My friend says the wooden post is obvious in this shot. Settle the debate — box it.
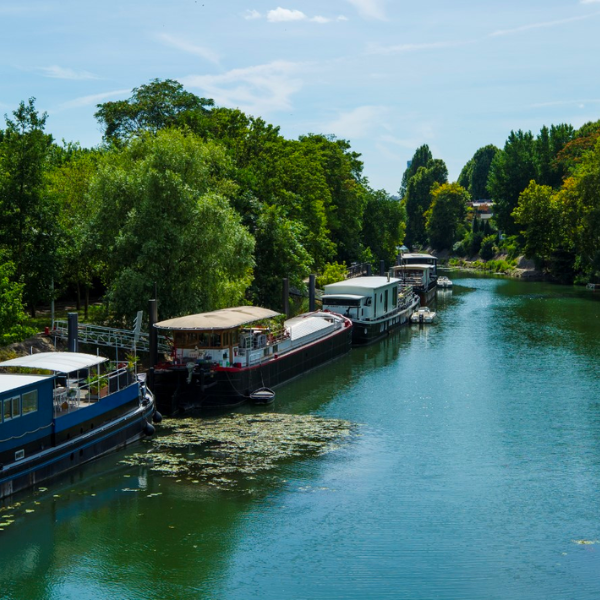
[282,278,290,317]
[380,260,385,276]
[309,274,316,312]
[67,312,78,353]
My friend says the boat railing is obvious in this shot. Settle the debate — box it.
[53,364,134,416]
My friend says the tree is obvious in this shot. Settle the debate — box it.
[403,158,448,247]
[46,145,103,316]
[469,145,499,199]
[399,144,433,198]
[488,130,537,235]
[299,134,367,264]
[361,188,406,266]
[512,181,561,261]
[250,204,313,309]
[425,183,469,251]
[0,98,59,316]
[87,129,254,321]
[0,257,33,344]
[95,79,214,144]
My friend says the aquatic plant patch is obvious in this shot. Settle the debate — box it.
[121,413,355,490]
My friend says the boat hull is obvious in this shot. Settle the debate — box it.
[0,394,154,500]
[351,295,419,345]
[152,322,353,414]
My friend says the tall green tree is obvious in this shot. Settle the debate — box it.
[361,189,406,267]
[87,129,254,321]
[512,181,562,261]
[403,158,448,247]
[399,144,433,197]
[425,183,469,251]
[0,98,59,315]
[0,257,33,344]
[251,204,313,309]
[488,130,537,235]
[95,79,214,144]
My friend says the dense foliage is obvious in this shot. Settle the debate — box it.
[0,80,406,335]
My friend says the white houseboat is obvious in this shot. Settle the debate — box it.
[321,276,419,345]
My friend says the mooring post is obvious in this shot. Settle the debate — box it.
[366,263,372,276]
[67,312,78,353]
[309,274,316,312]
[282,278,290,317]
[148,299,158,391]
[149,299,158,366]
[379,260,385,276]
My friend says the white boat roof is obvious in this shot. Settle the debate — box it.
[0,352,107,373]
[0,374,50,395]
[285,315,334,341]
[324,276,400,292]
[155,306,281,331]
[392,264,434,270]
[322,294,364,300]
[402,253,437,260]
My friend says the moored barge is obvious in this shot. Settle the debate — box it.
[0,352,155,500]
[151,307,353,414]
[321,276,420,345]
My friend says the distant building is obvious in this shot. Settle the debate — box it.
[468,201,494,221]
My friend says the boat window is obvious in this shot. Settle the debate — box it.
[22,390,38,415]
[12,396,21,419]
[3,396,19,421]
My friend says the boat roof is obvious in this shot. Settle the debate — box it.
[155,306,281,331]
[0,374,50,395]
[322,294,365,300]
[285,314,336,341]
[401,253,437,260]
[324,276,400,292]
[392,264,434,270]
[0,352,107,373]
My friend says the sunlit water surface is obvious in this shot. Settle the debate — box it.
[2,273,600,600]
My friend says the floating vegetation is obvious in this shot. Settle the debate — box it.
[121,413,355,491]
[572,539,598,545]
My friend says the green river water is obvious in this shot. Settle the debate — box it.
[1,272,600,600]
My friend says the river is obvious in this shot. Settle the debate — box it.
[2,272,600,600]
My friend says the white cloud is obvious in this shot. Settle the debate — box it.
[58,89,131,110]
[38,65,98,80]
[324,106,390,140]
[157,33,220,65]
[346,0,386,20]
[242,9,261,19]
[491,13,600,36]
[368,40,472,55]
[182,60,305,115]
[267,7,307,22]
[311,15,330,24]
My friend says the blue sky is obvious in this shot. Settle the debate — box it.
[1,0,599,193]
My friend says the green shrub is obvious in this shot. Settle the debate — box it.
[480,235,497,261]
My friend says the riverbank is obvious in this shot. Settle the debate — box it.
[442,255,545,280]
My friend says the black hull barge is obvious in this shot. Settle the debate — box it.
[322,276,420,346]
[0,352,155,500]
[151,307,353,414]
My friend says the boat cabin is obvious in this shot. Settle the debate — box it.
[397,253,438,278]
[0,352,138,469]
[390,264,435,289]
[322,276,401,321]
[155,306,349,370]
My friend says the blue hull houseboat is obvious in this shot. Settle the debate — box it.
[321,276,420,345]
[0,352,155,500]
[390,253,438,306]
[150,306,353,414]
